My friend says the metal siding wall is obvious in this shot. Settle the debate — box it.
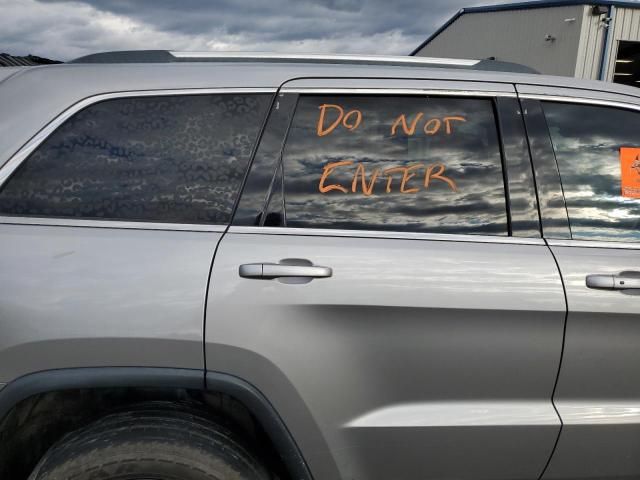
[574,5,606,79]
[603,7,640,81]
[415,6,584,76]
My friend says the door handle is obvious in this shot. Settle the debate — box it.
[586,273,640,290]
[239,259,332,280]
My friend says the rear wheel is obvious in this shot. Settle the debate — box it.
[28,402,271,480]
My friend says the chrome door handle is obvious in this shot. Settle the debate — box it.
[239,260,332,280]
[586,274,640,290]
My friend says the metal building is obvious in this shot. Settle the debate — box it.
[0,53,61,67]
[411,0,640,86]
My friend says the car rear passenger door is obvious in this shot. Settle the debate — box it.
[206,78,566,480]
[520,90,640,480]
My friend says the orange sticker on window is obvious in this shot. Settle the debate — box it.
[620,148,640,198]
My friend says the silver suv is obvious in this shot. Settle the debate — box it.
[1,50,639,480]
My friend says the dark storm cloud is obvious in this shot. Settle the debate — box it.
[3,0,511,60]
[37,0,451,37]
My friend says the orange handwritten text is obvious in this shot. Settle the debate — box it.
[318,161,458,195]
[317,104,363,136]
[319,160,353,193]
[390,114,466,136]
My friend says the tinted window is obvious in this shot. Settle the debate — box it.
[543,101,640,242]
[276,95,508,235]
[0,94,271,224]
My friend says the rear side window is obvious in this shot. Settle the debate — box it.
[543,101,640,242]
[275,95,508,235]
[0,94,271,224]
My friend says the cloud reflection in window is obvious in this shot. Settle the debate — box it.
[279,95,508,235]
[543,101,640,242]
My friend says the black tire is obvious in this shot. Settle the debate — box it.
[28,401,271,480]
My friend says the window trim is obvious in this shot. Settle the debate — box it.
[0,216,227,232]
[0,87,277,230]
[519,98,572,240]
[525,93,640,245]
[547,238,640,250]
[280,87,518,97]
[519,93,640,113]
[228,225,545,245]
[265,89,515,239]
[495,97,542,238]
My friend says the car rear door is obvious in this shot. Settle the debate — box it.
[205,78,566,480]
[519,87,640,480]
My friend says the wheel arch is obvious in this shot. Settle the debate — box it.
[0,367,313,480]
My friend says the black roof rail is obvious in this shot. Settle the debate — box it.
[71,50,175,64]
[70,50,538,74]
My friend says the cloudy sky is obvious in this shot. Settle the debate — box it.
[1,0,511,61]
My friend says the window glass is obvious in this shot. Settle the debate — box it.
[278,95,508,235]
[264,162,285,227]
[543,101,640,242]
[0,94,271,224]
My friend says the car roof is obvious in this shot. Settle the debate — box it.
[1,56,639,171]
[6,57,640,96]
[70,50,539,72]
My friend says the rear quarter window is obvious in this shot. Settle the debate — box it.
[542,101,640,242]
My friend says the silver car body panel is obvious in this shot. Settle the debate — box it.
[205,78,566,480]
[543,243,640,480]
[0,223,222,381]
[206,231,565,480]
[0,67,23,85]
[526,87,640,480]
[344,401,560,428]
